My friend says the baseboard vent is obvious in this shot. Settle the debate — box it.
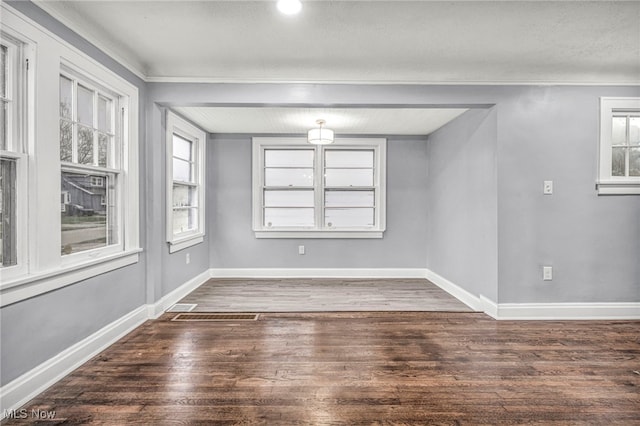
[166,303,197,312]
[171,313,259,321]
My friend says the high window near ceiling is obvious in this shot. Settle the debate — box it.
[598,97,640,195]
[252,137,386,238]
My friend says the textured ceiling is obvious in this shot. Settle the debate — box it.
[33,0,640,84]
[171,107,468,135]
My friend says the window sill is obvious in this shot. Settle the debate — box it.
[596,181,640,195]
[0,249,142,307]
[168,234,204,253]
[254,230,384,239]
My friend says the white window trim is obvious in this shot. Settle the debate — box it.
[0,4,140,306]
[597,97,640,195]
[166,110,206,253]
[252,137,387,239]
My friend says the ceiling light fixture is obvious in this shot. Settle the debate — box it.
[307,119,334,145]
[277,0,302,15]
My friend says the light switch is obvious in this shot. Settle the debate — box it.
[298,245,305,255]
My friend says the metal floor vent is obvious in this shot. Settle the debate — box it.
[171,313,260,321]
[166,303,198,313]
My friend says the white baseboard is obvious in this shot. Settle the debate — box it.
[423,268,490,313]
[496,302,640,320]
[147,269,211,319]
[209,268,427,279]
[0,305,148,418]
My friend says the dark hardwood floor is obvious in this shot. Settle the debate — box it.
[3,312,639,425]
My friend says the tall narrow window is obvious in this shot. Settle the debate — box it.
[0,33,25,271]
[598,98,640,195]
[59,70,119,256]
[166,111,206,252]
[253,138,386,238]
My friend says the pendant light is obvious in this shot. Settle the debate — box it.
[307,119,334,145]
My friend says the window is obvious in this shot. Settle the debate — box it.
[166,111,206,253]
[59,70,119,256]
[0,4,140,307]
[0,30,26,273]
[252,137,386,238]
[598,97,640,195]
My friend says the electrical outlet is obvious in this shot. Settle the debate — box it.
[186,253,190,264]
[543,180,553,195]
[543,266,553,281]
[298,245,305,255]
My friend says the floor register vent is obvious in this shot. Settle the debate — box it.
[172,313,260,321]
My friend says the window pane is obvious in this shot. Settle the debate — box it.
[630,117,640,146]
[77,85,94,126]
[0,158,17,267]
[325,190,374,207]
[173,184,197,208]
[77,125,94,165]
[61,171,115,255]
[59,75,73,119]
[325,208,374,228]
[97,96,112,132]
[630,148,640,177]
[611,116,627,146]
[265,168,314,187]
[173,134,193,161]
[325,150,374,168]
[173,207,198,234]
[98,133,109,167]
[60,120,73,162]
[265,149,314,168]
[173,158,192,182]
[264,190,314,207]
[0,45,7,99]
[325,169,373,187]
[612,147,626,177]
[264,208,314,227]
[0,101,6,151]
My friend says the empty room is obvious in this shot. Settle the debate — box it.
[1,0,639,424]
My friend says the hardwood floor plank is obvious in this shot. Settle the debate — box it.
[3,312,638,425]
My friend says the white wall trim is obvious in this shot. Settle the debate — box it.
[423,268,487,313]
[209,268,427,279]
[0,305,148,418]
[496,302,640,320]
[147,269,212,319]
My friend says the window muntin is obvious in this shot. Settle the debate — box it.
[166,111,206,252]
[253,138,386,237]
[598,98,640,195]
[59,71,121,256]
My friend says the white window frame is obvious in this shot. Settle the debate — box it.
[0,4,140,307]
[597,97,640,195]
[252,137,386,239]
[166,110,206,253]
[0,26,30,280]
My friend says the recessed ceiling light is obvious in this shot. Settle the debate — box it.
[277,0,302,15]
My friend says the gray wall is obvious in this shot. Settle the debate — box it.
[1,1,147,386]
[208,135,429,268]
[426,108,498,302]
[496,87,640,303]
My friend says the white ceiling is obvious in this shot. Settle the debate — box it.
[171,106,468,134]
[34,0,640,85]
[30,0,639,135]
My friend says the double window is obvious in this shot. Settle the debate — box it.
[166,111,206,252]
[0,4,139,307]
[252,137,386,238]
[598,97,640,194]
